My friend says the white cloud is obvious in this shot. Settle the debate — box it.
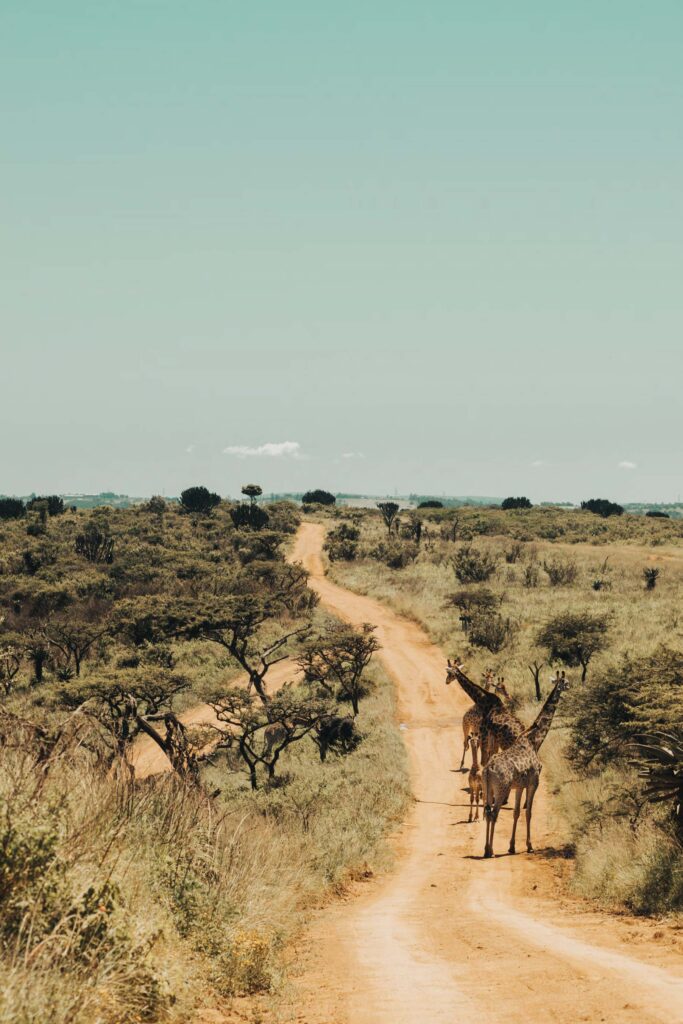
[530,459,545,468]
[618,460,637,470]
[223,441,302,459]
[185,444,195,454]
[341,451,366,459]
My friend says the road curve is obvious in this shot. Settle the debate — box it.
[282,522,683,1024]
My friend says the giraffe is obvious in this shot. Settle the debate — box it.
[467,736,483,822]
[456,676,512,770]
[481,673,569,858]
[445,659,524,766]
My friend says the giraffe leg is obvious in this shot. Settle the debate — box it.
[468,783,474,822]
[525,779,539,853]
[459,731,469,771]
[484,801,501,858]
[508,787,523,855]
[473,783,480,821]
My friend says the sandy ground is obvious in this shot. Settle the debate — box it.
[135,522,683,1024]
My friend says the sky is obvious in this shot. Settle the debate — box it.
[2,2,682,502]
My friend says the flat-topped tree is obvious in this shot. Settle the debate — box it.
[377,501,400,535]
[180,485,221,515]
[302,489,335,506]
[242,484,262,506]
[536,611,610,681]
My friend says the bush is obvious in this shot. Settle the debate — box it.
[501,496,532,510]
[301,489,336,506]
[325,523,360,562]
[368,540,418,569]
[542,557,578,586]
[504,542,524,563]
[646,510,670,519]
[417,500,443,509]
[467,611,517,653]
[643,567,660,590]
[180,486,221,515]
[452,545,497,583]
[230,503,270,531]
[0,498,25,520]
[581,498,624,518]
[523,562,541,587]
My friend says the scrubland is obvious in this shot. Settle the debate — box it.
[325,504,683,915]
[0,501,408,1022]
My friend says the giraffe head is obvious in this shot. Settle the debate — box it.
[445,657,466,685]
[493,677,511,700]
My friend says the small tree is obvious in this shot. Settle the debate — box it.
[501,497,532,510]
[180,486,221,515]
[376,502,400,535]
[536,611,610,681]
[324,523,360,562]
[646,509,670,519]
[528,659,544,701]
[632,732,683,841]
[0,646,22,696]
[298,622,379,716]
[210,687,332,789]
[581,498,624,518]
[644,567,660,591]
[302,489,336,506]
[417,500,443,509]
[242,484,262,506]
[453,545,497,583]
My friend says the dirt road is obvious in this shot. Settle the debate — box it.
[281,522,683,1024]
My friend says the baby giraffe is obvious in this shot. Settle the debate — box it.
[467,735,483,822]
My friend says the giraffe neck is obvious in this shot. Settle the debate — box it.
[525,679,565,750]
[453,667,501,710]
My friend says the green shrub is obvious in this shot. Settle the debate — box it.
[452,544,498,583]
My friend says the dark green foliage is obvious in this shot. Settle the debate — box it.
[180,486,221,515]
[417,500,443,509]
[452,544,497,583]
[230,502,270,531]
[501,496,532,510]
[376,501,400,535]
[241,484,262,503]
[26,495,64,516]
[536,610,610,681]
[643,567,660,590]
[0,498,25,519]
[646,509,670,519]
[301,489,336,506]
[566,647,683,769]
[581,498,624,518]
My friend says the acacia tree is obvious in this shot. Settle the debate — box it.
[210,686,332,789]
[536,611,610,682]
[0,645,21,696]
[180,486,221,515]
[41,611,112,677]
[118,594,310,708]
[377,502,400,536]
[297,622,379,716]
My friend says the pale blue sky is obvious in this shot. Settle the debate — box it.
[2,3,681,500]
